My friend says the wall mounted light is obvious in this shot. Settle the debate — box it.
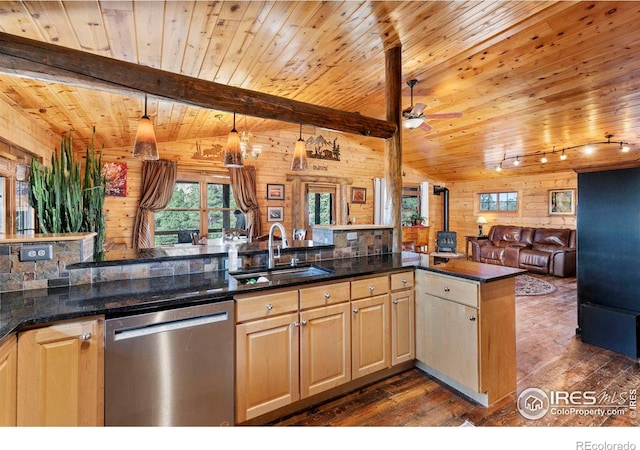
[223,112,243,168]
[132,94,159,160]
[291,123,308,171]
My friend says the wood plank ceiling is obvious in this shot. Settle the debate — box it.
[0,1,639,182]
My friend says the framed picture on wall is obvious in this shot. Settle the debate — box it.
[267,183,285,200]
[267,206,284,222]
[549,189,575,215]
[351,187,366,204]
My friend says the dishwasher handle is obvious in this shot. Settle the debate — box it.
[113,311,228,341]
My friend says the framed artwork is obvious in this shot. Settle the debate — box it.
[351,187,366,204]
[267,183,285,200]
[103,162,127,197]
[549,189,575,215]
[267,206,284,222]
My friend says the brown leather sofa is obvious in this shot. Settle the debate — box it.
[470,225,576,277]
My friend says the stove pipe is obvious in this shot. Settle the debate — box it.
[433,185,449,231]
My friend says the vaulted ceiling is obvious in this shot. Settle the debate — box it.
[1,1,639,182]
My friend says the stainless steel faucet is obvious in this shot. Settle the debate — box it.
[268,222,289,269]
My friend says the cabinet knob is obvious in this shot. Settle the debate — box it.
[369,286,375,292]
[352,308,359,314]
[266,303,273,310]
[443,287,450,292]
[79,332,92,341]
[401,279,407,284]
[301,320,308,326]
[392,300,398,305]
[324,293,331,299]
[469,316,476,321]
[294,321,300,327]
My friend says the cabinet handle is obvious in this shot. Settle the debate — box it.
[79,332,92,341]
[369,286,375,292]
[301,320,307,326]
[294,321,300,327]
[443,287,450,292]
[469,316,476,321]
[392,300,398,305]
[324,293,331,299]
[266,303,273,310]
[401,279,407,284]
[352,308,359,314]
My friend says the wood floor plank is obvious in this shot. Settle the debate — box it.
[273,275,639,427]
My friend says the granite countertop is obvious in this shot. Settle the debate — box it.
[0,253,524,342]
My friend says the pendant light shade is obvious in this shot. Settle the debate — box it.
[291,123,308,171]
[132,94,159,160]
[223,112,244,168]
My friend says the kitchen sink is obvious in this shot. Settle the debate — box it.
[231,265,334,285]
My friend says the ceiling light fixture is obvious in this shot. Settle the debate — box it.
[132,94,159,160]
[223,112,243,168]
[403,117,424,129]
[493,134,632,172]
[291,123,308,171]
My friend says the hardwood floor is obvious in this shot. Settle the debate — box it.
[274,275,639,427]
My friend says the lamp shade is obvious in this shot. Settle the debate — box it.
[223,112,244,168]
[132,96,159,160]
[476,216,487,224]
[223,129,243,168]
[403,117,424,129]
[291,138,308,171]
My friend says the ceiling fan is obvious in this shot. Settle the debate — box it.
[402,79,463,132]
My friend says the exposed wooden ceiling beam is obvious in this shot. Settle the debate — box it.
[0,32,396,139]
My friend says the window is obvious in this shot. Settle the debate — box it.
[479,191,518,212]
[401,186,420,225]
[307,184,335,225]
[154,174,237,246]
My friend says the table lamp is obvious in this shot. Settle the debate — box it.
[476,216,487,236]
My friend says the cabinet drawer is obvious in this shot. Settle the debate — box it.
[300,282,350,310]
[351,276,389,299]
[422,272,478,307]
[390,271,414,291]
[235,290,299,322]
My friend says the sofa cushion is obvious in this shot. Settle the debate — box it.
[489,225,523,247]
[533,228,571,247]
[519,249,550,269]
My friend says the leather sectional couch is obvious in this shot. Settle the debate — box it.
[470,225,576,277]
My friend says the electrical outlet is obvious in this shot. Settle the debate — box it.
[346,232,358,241]
[20,245,53,262]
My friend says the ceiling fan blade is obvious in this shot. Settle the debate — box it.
[423,112,463,119]
[419,121,434,132]
[410,103,426,116]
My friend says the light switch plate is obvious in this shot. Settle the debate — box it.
[347,232,357,241]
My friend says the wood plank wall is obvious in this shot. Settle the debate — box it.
[84,127,445,249]
[447,171,578,251]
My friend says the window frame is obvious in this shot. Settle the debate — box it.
[477,190,519,213]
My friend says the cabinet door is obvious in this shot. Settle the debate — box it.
[351,294,390,379]
[236,312,300,423]
[0,335,17,427]
[17,318,104,426]
[418,294,479,391]
[391,290,415,366]
[300,302,351,398]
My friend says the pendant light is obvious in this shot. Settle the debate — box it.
[291,123,308,171]
[132,94,159,160]
[223,112,243,168]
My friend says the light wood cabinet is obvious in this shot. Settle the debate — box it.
[351,275,390,379]
[16,317,104,426]
[235,312,299,423]
[300,302,351,397]
[402,226,429,251]
[0,335,17,427]
[415,270,515,406]
[390,271,415,366]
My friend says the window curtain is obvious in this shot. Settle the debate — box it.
[229,166,262,240]
[133,159,177,249]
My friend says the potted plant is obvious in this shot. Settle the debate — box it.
[410,213,426,226]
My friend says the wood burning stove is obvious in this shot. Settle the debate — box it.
[434,185,457,252]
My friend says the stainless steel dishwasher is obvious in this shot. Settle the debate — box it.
[104,300,234,426]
